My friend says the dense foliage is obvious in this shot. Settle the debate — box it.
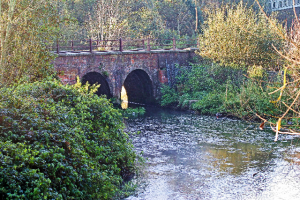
[198,2,284,69]
[121,107,146,118]
[59,0,203,40]
[59,0,270,41]
[0,0,58,86]
[261,12,300,139]
[160,63,285,122]
[160,0,300,140]
[0,79,136,199]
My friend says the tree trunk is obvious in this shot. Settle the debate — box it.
[0,0,16,85]
[195,0,198,32]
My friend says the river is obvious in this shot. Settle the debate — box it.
[124,107,300,200]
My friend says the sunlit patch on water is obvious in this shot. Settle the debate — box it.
[124,108,300,200]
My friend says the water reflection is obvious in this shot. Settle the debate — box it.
[121,86,128,109]
[205,143,272,175]
[284,146,300,165]
[125,108,300,200]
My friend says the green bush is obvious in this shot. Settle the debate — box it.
[0,79,136,199]
[189,78,282,118]
[191,90,225,114]
[228,80,282,119]
[122,107,146,118]
[160,62,283,120]
[160,63,245,113]
[160,85,178,107]
[198,2,284,69]
[176,63,245,95]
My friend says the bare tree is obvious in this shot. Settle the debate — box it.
[86,0,133,41]
[254,0,300,141]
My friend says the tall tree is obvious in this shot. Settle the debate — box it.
[0,0,58,86]
[198,2,284,69]
[156,0,195,36]
[127,4,166,38]
[86,0,134,40]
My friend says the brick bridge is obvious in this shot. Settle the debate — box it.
[53,48,198,104]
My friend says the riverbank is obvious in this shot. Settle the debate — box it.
[159,63,294,127]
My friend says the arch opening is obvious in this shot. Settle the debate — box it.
[82,72,111,98]
[123,69,154,105]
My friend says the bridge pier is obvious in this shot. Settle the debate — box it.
[53,49,198,104]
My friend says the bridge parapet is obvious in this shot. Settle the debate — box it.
[51,38,198,54]
[55,48,198,57]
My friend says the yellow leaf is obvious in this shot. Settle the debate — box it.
[277,118,282,132]
[275,118,282,141]
[270,68,287,104]
[259,121,265,130]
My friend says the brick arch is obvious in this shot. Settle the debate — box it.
[122,69,155,104]
[81,70,113,98]
[80,67,113,93]
[123,67,155,85]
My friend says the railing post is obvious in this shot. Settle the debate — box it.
[56,39,59,54]
[147,38,151,51]
[89,38,93,53]
[119,38,123,52]
[71,40,74,51]
[142,39,145,50]
[173,37,176,50]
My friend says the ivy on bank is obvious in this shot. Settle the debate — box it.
[160,63,284,121]
[0,79,136,199]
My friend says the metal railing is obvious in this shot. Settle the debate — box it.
[51,38,198,53]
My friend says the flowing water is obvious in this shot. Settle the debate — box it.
[124,107,300,200]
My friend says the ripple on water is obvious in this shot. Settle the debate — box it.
[124,108,300,200]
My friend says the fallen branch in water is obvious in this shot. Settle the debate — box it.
[255,113,300,141]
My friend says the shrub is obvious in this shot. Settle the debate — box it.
[0,0,58,86]
[160,85,178,107]
[198,2,284,69]
[0,79,136,199]
[176,63,245,95]
[122,107,146,118]
[191,90,225,114]
[160,62,283,119]
[232,80,283,119]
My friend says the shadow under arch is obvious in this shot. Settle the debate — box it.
[123,69,154,105]
[81,72,112,98]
